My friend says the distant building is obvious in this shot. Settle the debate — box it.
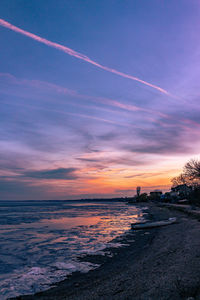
[149,190,162,200]
[136,186,141,197]
[171,184,192,197]
[150,190,162,196]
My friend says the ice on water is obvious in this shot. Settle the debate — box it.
[0,200,144,299]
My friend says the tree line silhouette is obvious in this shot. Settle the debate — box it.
[171,159,200,205]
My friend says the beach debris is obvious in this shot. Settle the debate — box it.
[131,217,177,230]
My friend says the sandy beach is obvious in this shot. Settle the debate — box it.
[2,2,200,299]
[12,204,200,300]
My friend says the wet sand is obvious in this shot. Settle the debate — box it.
[13,204,200,300]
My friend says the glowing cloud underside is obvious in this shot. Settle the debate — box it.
[0,18,169,95]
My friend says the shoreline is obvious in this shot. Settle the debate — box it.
[13,204,200,300]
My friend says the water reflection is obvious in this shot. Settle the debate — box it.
[0,201,145,299]
[41,216,101,229]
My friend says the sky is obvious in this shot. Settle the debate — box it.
[1,0,200,200]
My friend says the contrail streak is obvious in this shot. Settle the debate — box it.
[0,18,169,95]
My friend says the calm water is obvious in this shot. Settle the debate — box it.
[0,200,145,299]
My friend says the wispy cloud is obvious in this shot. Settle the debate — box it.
[0,18,170,95]
[23,167,78,180]
[0,72,169,121]
[1,72,200,157]
[1,100,128,127]
[1,72,194,128]
[122,124,193,155]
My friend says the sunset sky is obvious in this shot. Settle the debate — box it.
[1,0,200,200]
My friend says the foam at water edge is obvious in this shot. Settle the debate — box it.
[0,242,129,299]
[0,201,145,299]
[78,242,129,256]
[0,260,100,300]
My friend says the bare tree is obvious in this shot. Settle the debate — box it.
[184,159,200,180]
[171,173,188,187]
[171,159,200,205]
[171,159,200,189]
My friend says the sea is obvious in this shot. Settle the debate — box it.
[0,200,146,299]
